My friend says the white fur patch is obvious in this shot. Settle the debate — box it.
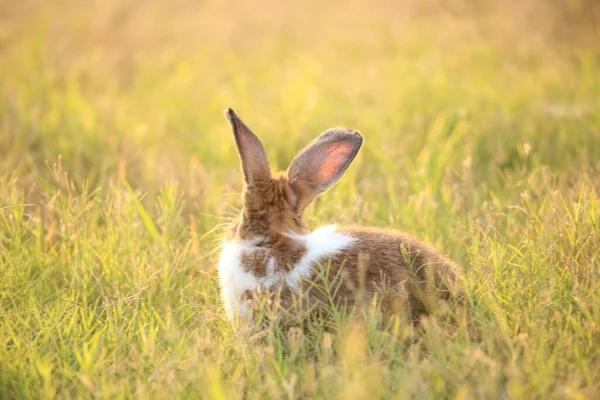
[218,240,260,321]
[218,225,354,322]
[218,240,282,322]
[285,225,355,290]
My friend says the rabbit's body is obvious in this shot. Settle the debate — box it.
[219,223,459,322]
[218,109,462,324]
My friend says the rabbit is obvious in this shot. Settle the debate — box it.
[218,108,463,325]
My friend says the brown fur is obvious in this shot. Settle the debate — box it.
[232,175,309,275]
[223,108,463,323]
[297,226,463,321]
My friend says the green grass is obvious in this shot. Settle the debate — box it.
[1,0,600,398]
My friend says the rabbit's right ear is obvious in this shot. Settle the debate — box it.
[287,128,363,211]
[225,109,271,185]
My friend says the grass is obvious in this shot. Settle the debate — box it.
[1,0,600,398]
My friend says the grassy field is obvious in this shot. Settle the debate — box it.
[1,0,600,398]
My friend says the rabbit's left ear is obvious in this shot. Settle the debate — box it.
[225,109,271,185]
[287,128,363,211]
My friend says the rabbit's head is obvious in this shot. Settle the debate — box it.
[224,108,363,245]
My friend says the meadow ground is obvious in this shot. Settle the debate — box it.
[1,0,600,398]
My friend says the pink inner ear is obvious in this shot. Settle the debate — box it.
[317,142,354,183]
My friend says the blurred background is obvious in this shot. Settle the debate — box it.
[2,0,599,195]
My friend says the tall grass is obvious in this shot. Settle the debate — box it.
[1,0,599,398]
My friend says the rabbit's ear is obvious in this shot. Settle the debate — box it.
[287,128,363,210]
[225,109,271,184]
